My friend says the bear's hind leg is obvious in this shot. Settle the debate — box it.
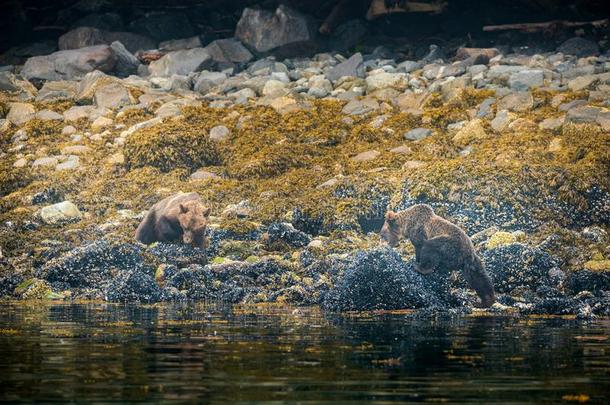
[462,255,495,307]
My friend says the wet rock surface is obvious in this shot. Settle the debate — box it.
[0,3,608,317]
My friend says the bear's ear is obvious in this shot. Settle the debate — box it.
[179,203,188,213]
[385,210,397,221]
[202,207,211,217]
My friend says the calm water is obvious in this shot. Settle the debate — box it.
[0,302,608,403]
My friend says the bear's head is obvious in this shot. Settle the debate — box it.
[379,210,401,247]
[177,201,211,248]
[380,204,434,246]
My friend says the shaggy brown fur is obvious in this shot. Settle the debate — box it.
[135,192,211,249]
[380,204,495,307]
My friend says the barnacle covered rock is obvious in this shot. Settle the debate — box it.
[323,247,445,311]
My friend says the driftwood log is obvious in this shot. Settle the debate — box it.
[483,18,609,33]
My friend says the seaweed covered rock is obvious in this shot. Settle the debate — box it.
[482,243,558,293]
[323,248,444,311]
[105,265,160,303]
[0,273,24,298]
[0,162,32,197]
[524,296,587,316]
[566,269,610,295]
[124,120,220,172]
[263,222,311,248]
[39,240,144,288]
[146,242,208,267]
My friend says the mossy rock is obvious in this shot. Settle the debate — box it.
[486,231,525,249]
[584,260,610,272]
[0,161,32,197]
[124,120,221,173]
[23,119,63,138]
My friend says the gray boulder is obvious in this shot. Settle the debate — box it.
[58,27,106,50]
[235,5,316,56]
[194,71,227,94]
[557,37,600,57]
[110,41,140,77]
[404,127,432,141]
[102,31,156,53]
[159,36,202,52]
[21,45,116,83]
[0,72,19,92]
[58,27,156,54]
[326,52,364,82]
[205,38,254,65]
[148,47,211,77]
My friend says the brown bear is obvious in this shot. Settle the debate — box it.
[135,192,211,249]
[380,204,495,307]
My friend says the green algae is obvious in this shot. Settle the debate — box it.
[124,119,221,173]
[0,82,608,280]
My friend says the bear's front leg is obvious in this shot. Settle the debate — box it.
[156,215,181,242]
[413,262,435,274]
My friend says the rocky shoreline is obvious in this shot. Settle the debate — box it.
[1,4,609,317]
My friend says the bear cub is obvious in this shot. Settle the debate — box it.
[380,204,495,307]
[135,192,211,250]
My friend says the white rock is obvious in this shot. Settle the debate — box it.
[262,79,289,97]
[32,156,59,167]
[62,125,77,135]
[35,109,64,121]
[39,201,82,224]
[56,155,80,170]
[91,116,114,132]
[13,158,28,168]
[7,102,36,125]
[60,145,91,155]
[209,125,230,142]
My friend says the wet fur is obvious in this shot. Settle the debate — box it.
[135,192,210,249]
[380,204,495,307]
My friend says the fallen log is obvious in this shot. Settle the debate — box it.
[483,18,609,33]
[366,0,448,20]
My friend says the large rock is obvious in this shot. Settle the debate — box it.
[58,27,106,50]
[497,91,533,112]
[452,119,488,146]
[148,47,211,77]
[326,52,364,82]
[39,240,144,288]
[21,45,116,83]
[109,41,140,77]
[205,38,253,65]
[194,71,227,94]
[128,11,195,42]
[36,81,78,102]
[483,243,557,294]
[102,31,156,53]
[0,72,20,92]
[94,82,134,109]
[159,36,202,52]
[235,5,317,56]
[557,37,600,57]
[322,248,444,311]
[7,102,35,125]
[58,27,156,54]
[508,69,544,91]
[366,72,406,92]
[105,267,161,303]
[566,106,603,124]
[39,201,82,225]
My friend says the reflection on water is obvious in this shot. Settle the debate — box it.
[0,302,608,403]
